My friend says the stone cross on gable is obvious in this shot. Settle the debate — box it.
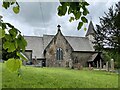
[57,25,61,31]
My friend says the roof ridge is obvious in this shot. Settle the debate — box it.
[24,36,43,38]
[43,34,86,38]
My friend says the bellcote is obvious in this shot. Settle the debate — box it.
[57,24,61,32]
[85,21,95,37]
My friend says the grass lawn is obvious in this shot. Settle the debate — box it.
[1,63,118,88]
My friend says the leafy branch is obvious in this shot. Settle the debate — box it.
[1,0,27,74]
[58,0,89,30]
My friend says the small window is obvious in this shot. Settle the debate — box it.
[56,48,63,60]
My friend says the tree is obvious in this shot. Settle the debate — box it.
[94,2,120,52]
[94,2,120,68]
[1,0,89,72]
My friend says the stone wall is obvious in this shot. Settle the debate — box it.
[45,30,73,67]
[72,52,93,68]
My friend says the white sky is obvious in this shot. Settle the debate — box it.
[1,0,119,37]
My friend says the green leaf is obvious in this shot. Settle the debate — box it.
[13,6,20,14]
[83,8,89,16]
[9,28,17,38]
[81,17,88,23]
[2,23,6,30]
[17,39,23,50]
[5,34,12,41]
[15,39,18,49]
[21,36,27,47]
[77,22,83,30]
[69,17,74,22]
[3,41,10,50]
[2,2,10,9]
[58,4,67,16]
[75,12,81,20]
[7,42,16,52]
[62,4,67,15]
[70,2,78,10]
[6,58,22,72]
[17,52,28,61]
[0,28,5,39]
[3,41,16,52]
[83,2,89,6]
[84,27,87,31]
[17,35,27,51]
[58,6,63,16]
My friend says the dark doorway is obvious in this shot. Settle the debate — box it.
[37,58,46,67]
[42,60,46,67]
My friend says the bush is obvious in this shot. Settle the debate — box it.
[102,50,120,69]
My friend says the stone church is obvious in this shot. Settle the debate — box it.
[24,21,103,68]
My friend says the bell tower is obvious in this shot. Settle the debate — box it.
[85,21,95,42]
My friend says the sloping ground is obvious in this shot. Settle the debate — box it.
[1,63,118,88]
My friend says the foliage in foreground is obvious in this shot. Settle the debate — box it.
[1,1,28,72]
[2,63,118,88]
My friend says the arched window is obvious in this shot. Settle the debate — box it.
[56,48,63,60]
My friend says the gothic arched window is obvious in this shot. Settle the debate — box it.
[56,48,63,60]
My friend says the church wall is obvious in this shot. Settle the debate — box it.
[72,52,93,68]
[45,31,73,67]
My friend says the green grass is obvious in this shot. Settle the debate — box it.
[1,63,118,88]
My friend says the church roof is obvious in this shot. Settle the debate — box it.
[24,32,94,58]
[85,21,95,36]
[65,36,94,51]
[42,35,94,51]
[24,36,44,58]
[87,53,98,62]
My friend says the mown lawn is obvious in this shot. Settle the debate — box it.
[1,63,118,88]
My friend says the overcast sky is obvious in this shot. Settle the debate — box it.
[1,0,119,37]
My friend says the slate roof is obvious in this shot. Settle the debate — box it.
[24,36,44,58]
[41,34,94,51]
[24,31,95,58]
[85,21,95,36]
[43,35,54,49]
[88,53,98,62]
[65,36,94,51]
